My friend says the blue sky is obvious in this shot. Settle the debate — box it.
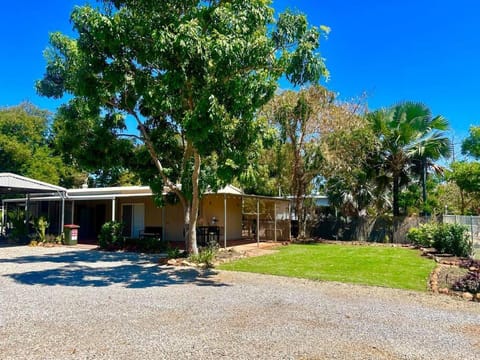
[1,0,479,151]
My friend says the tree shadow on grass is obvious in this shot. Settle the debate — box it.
[1,248,228,289]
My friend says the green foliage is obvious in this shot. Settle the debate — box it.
[407,223,472,257]
[98,221,125,250]
[461,126,480,159]
[37,0,328,254]
[445,162,480,214]
[258,86,330,233]
[0,103,72,185]
[367,102,450,216]
[34,217,49,243]
[326,169,379,217]
[7,209,28,243]
[189,240,219,268]
[219,244,435,291]
[433,223,472,258]
[406,223,437,247]
[166,246,182,259]
[315,97,381,217]
[447,162,480,193]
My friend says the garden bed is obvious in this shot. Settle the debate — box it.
[427,252,480,301]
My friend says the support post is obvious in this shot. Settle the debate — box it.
[71,200,75,224]
[256,199,260,247]
[162,206,166,242]
[4,202,7,233]
[224,194,227,249]
[471,215,474,253]
[274,202,277,243]
[60,194,65,235]
[288,202,291,241]
[111,197,116,221]
[1,201,4,235]
[25,194,30,225]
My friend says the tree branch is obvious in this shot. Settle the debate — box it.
[128,109,186,208]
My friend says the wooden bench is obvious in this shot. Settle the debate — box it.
[140,226,163,241]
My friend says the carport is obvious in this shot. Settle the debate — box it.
[0,173,67,236]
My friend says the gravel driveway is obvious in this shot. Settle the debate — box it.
[0,245,479,359]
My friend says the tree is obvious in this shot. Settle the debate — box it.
[446,161,480,214]
[314,94,382,217]
[461,126,480,159]
[367,102,450,216]
[260,85,333,236]
[0,103,69,185]
[37,1,328,253]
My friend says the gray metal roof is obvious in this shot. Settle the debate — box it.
[0,173,66,195]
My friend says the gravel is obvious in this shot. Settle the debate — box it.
[0,245,479,359]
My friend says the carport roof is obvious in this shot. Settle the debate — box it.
[0,172,66,195]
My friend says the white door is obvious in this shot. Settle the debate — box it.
[122,204,144,238]
[132,204,144,238]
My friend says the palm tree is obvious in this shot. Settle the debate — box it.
[367,102,450,216]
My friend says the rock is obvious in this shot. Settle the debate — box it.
[474,293,480,302]
[158,257,169,265]
[180,260,194,267]
[462,292,474,301]
[167,259,178,266]
[438,288,449,294]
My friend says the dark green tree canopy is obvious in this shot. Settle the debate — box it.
[367,101,450,216]
[37,0,328,253]
[462,126,480,159]
[0,103,71,185]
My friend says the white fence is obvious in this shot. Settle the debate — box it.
[443,215,480,253]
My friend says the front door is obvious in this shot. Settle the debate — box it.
[122,204,144,238]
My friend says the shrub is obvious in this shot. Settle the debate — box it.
[167,246,182,259]
[8,209,29,243]
[408,223,473,257]
[33,216,49,243]
[432,223,472,258]
[459,258,480,269]
[98,221,124,250]
[406,223,436,247]
[453,271,480,294]
[189,240,219,268]
[137,237,167,253]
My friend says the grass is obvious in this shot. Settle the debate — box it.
[218,243,436,291]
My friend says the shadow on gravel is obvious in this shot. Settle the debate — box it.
[1,249,229,289]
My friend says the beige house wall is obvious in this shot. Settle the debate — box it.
[199,194,243,240]
[164,202,184,242]
[95,193,284,242]
[116,196,183,241]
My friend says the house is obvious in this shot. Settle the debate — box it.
[2,182,290,247]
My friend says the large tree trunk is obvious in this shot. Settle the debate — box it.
[292,147,306,238]
[185,150,201,255]
[421,159,427,209]
[393,175,400,216]
[183,201,192,252]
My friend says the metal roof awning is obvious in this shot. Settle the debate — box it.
[0,173,66,195]
[0,173,67,236]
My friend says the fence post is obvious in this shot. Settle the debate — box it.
[471,215,474,255]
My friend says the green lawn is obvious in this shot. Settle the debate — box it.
[218,243,436,291]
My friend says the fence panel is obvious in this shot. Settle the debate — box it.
[443,215,480,253]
